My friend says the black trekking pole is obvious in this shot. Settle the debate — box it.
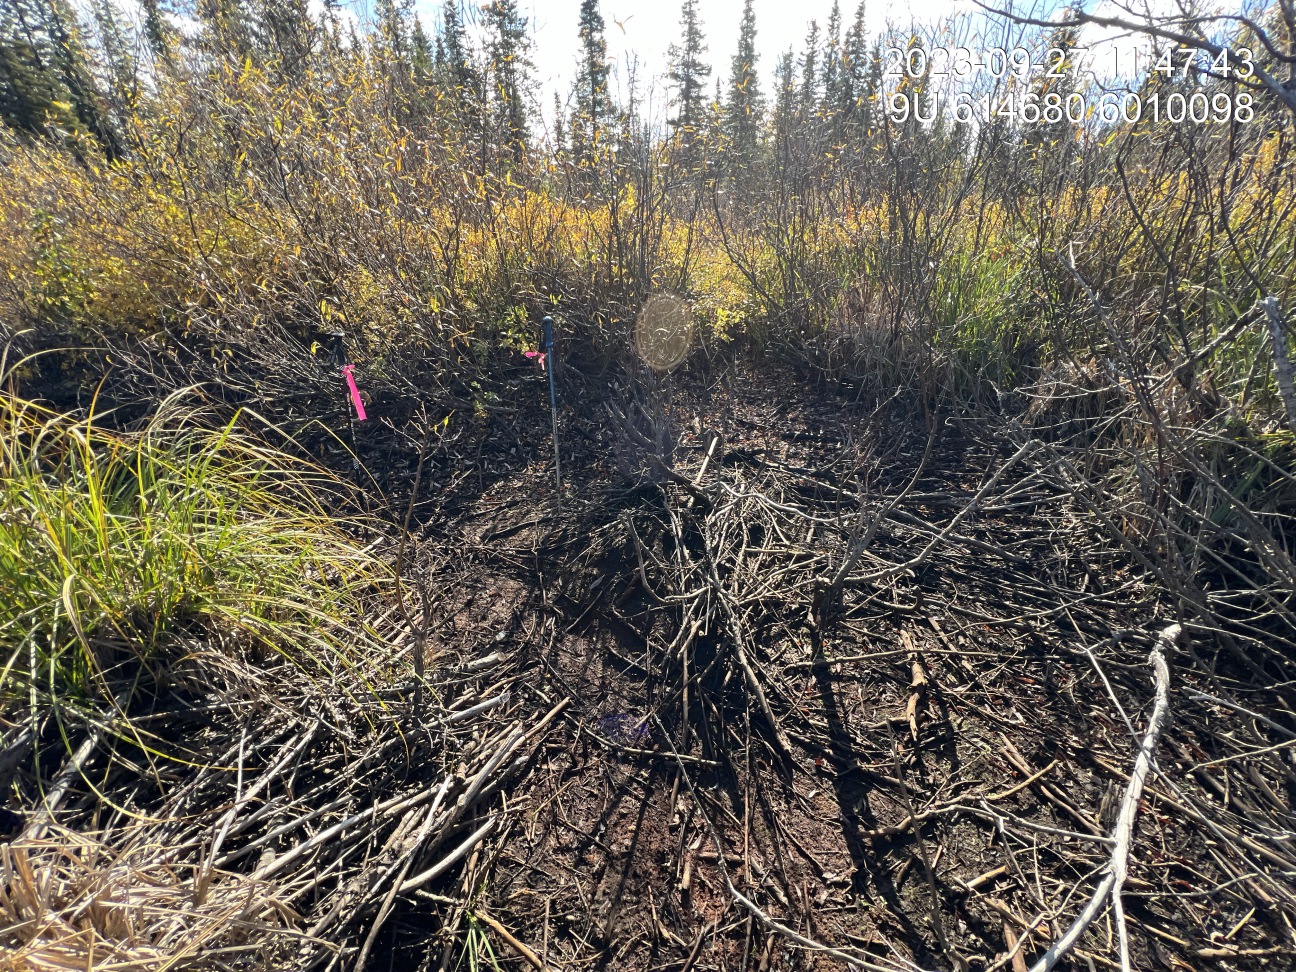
[542,315,562,494]
[327,331,365,469]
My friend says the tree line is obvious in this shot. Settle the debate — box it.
[0,0,896,172]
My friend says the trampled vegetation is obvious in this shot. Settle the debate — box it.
[2,1,1295,970]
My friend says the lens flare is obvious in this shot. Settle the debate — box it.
[634,294,693,372]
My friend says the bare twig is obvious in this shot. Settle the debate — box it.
[1263,296,1296,437]
[1028,624,1179,972]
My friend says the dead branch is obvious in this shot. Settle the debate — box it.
[1028,624,1179,972]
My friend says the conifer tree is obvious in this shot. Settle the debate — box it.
[0,0,120,159]
[553,90,566,155]
[572,0,609,166]
[0,3,67,140]
[439,0,470,89]
[138,0,170,61]
[1021,20,1082,189]
[253,0,314,78]
[411,16,432,81]
[840,2,870,133]
[864,37,882,125]
[90,0,137,119]
[724,0,763,167]
[376,0,408,55]
[484,0,531,164]
[821,1,842,115]
[772,46,795,143]
[195,0,251,59]
[667,0,710,156]
[708,74,722,147]
[800,21,819,114]
[436,0,481,130]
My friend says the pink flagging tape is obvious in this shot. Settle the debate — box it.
[341,364,367,421]
[525,350,547,371]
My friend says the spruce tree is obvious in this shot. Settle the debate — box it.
[195,0,251,59]
[376,0,410,58]
[1021,21,1082,189]
[138,0,170,61]
[43,0,116,157]
[407,16,436,124]
[253,0,314,78]
[772,46,795,143]
[864,37,882,128]
[436,0,481,132]
[708,75,722,146]
[840,2,869,131]
[90,0,137,120]
[572,0,609,166]
[0,0,121,160]
[724,0,762,167]
[0,2,68,141]
[800,21,819,114]
[821,1,841,115]
[553,90,566,155]
[414,19,436,75]
[439,0,469,90]
[484,0,532,164]
[666,0,710,156]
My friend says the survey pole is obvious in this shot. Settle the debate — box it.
[543,315,561,493]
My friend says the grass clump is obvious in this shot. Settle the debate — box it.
[0,386,390,717]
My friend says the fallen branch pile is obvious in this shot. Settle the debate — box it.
[465,368,1296,970]
[1,641,563,971]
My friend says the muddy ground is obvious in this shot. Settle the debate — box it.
[353,354,1292,972]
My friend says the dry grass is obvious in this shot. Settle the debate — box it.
[1,827,295,972]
